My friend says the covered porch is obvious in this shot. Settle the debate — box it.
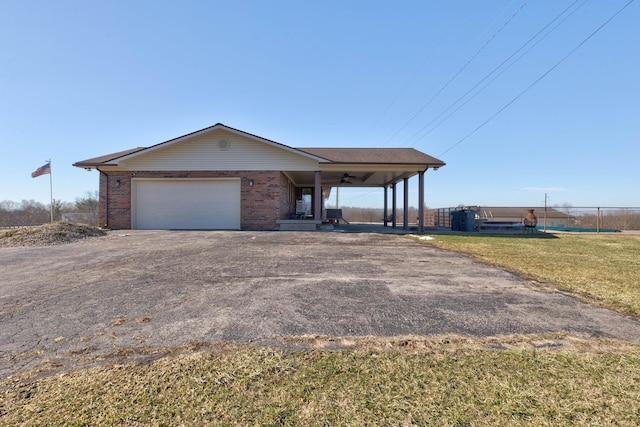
[282,147,445,232]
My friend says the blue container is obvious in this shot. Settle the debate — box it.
[451,210,476,232]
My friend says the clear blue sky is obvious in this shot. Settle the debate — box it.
[1,1,638,209]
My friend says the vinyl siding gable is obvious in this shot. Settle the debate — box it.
[119,129,319,171]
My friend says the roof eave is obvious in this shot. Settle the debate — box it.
[72,147,148,169]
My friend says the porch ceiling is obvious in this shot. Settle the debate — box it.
[285,165,431,188]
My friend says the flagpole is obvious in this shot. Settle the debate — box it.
[48,159,53,222]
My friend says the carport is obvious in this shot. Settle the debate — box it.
[291,148,445,233]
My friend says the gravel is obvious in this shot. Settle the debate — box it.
[0,223,106,247]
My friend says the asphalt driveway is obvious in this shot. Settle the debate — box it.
[2,230,639,378]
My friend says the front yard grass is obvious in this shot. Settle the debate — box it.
[416,232,640,317]
[2,336,640,426]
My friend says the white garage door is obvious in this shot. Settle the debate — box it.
[133,179,241,230]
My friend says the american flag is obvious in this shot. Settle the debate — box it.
[31,162,51,178]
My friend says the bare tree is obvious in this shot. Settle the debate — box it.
[75,191,99,213]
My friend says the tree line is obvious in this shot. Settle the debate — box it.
[0,191,98,227]
[3,197,638,230]
[568,209,640,231]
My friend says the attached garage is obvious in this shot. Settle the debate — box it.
[132,178,241,230]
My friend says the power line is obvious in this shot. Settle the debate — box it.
[404,0,586,148]
[377,0,529,147]
[359,44,441,146]
[437,0,636,158]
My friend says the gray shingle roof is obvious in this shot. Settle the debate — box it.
[297,148,445,166]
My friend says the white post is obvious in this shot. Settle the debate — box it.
[383,186,388,227]
[392,183,397,228]
[403,177,409,230]
[314,171,322,221]
[418,171,425,233]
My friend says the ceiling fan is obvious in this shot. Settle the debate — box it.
[340,173,357,184]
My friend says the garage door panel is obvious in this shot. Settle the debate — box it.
[133,179,240,230]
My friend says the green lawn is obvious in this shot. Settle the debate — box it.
[415,232,640,317]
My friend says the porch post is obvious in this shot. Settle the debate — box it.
[403,177,409,230]
[418,171,425,233]
[383,186,389,227]
[391,183,397,228]
[314,170,322,221]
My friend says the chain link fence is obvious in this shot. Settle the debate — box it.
[427,206,640,232]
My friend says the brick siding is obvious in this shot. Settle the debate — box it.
[100,170,293,230]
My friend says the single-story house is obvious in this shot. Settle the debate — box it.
[73,123,445,231]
